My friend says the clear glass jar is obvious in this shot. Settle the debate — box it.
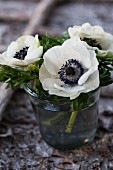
[24,86,100,151]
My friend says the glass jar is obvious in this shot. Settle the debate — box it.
[24,85,100,151]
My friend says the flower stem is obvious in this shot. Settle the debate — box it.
[66,111,78,133]
[33,79,37,91]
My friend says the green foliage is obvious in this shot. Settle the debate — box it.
[97,52,113,86]
[72,90,96,111]
[0,65,38,89]
[40,32,69,53]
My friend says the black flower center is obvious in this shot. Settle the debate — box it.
[66,67,75,76]
[58,59,84,85]
[14,47,29,60]
[82,37,102,50]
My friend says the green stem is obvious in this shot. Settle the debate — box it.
[33,79,37,91]
[66,111,78,133]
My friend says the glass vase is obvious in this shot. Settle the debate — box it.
[24,86,100,151]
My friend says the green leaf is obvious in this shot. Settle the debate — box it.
[40,32,69,53]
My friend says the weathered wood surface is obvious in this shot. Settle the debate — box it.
[24,0,57,35]
[0,1,36,22]
[30,0,113,36]
[0,0,113,169]
[47,1,113,34]
[0,83,12,120]
[0,1,40,53]
[100,72,113,98]
[0,90,113,169]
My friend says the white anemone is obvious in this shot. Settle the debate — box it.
[0,35,43,67]
[68,23,113,51]
[39,37,99,100]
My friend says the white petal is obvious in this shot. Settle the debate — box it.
[1,56,26,67]
[42,78,62,91]
[49,89,78,98]
[7,41,22,58]
[17,35,37,48]
[97,35,113,51]
[44,46,65,76]
[70,91,81,100]
[78,50,98,85]
[2,55,39,67]
[78,68,93,85]
[39,64,51,82]
[89,49,99,67]
[1,52,23,67]
[7,59,26,66]
[68,26,82,37]
[62,37,91,68]
[83,70,99,90]
[70,71,99,100]
[68,23,93,38]
[0,54,7,65]
[35,35,40,47]
[68,23,113,51]
[27,35,40,52]
[81,23,93,36]
[39,64,61,90]
[25,46,43,60]
[54,83,85,93]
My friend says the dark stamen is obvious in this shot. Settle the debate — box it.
[66,67,75,76]
[14,47,29,60]
[82,38,102,50]
[58,59,84,85]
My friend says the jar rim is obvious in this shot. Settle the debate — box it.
[24,83,100,104]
